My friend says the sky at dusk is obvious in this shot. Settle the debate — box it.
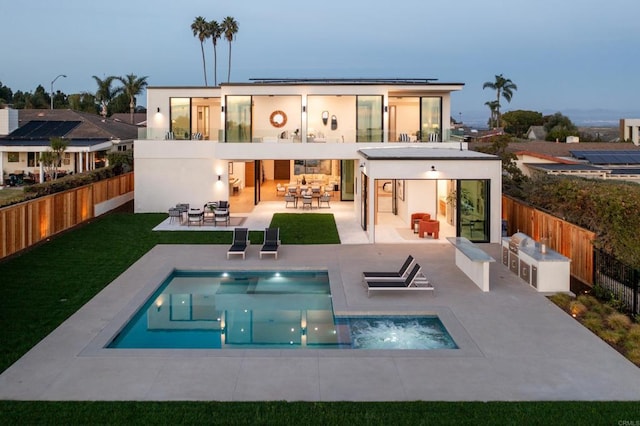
[1,0,638,126]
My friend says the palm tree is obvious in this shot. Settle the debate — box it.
[116,74,148,124]
[92,75,121,117]
[484,100,500,128]
[221,16,239,83]
[208,20,222,86]
[482,74,517,128]
[191,16,209,86]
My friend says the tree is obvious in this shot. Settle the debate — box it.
[543,112,578,142]
[222,16,239,83]
[501,110,544,138]
[116,74,148,124]
[191,16,209,87]
[92,75,121,117]
[484,100,500,128]
[39,137,69,180]
[67,92,98,114]
[472,134,528,197]
[0,81,13,107]
[482,74,517,128]
[208,19,222,86]
[30,85,50,109]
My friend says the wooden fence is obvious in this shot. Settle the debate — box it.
[502,195,596,286]
[0,172,134,260]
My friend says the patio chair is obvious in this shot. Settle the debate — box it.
[285,193,297,208]
[260,227,280,259]
[362,255,414,282]
[301,195,313,210]
[168,207,182,224]
[319,193,331,208]
[276,183,286,196]
[227,228,249,259]
[364,264,434,297]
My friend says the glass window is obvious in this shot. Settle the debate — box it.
[225,96,252,142]
[170,98,190,140]
[421,97,442,142]
[356,96,383,142]
[458,180,489,242]
[27,152,37,167]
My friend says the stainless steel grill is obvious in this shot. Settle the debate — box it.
[508,232,533,254]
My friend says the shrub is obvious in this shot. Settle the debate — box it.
[625,348,640,366]
[599,329,625,345]
[582,312,605,334]
[577,294,599,309]
[549,293,573,310]
[607,313,632,331]
[568,301,588,318]
[626,324,640,346]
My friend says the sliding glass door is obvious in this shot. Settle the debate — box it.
[457,179,489,242]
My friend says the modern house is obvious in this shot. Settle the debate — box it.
[134,78,503,243]
[620,118,640,145]
[0,108,138,184]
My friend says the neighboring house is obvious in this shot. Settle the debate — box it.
[135,78,503,243]
[507,141,640,183]
[111,112,147,127]
[526,126,546,141]
[620,118,640,145]
[0,108,138,184]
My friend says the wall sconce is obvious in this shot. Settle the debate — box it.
[431,165,437,172]
[384,106,388,113]
[359,163,365,169]
[221,106,225,112]
[218,175,221,181]
[302,105,306,113]
[156,107,160,113]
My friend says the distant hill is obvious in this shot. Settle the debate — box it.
[461,108,637,129]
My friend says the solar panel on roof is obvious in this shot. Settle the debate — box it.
[6,121,80,139]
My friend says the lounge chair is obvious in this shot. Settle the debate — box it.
[362,255,414,282]
[227,228,249,259]
[365,264,434,297]
[260,227,280,259]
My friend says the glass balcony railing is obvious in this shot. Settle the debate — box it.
[141,126,454,143]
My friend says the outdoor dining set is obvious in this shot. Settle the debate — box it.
[168,201,230,226]
[278,183,331,209]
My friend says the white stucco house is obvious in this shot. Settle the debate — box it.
[135,78,502,243]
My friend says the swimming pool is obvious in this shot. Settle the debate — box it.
[108,270,457,350]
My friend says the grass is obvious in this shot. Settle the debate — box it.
[0,210,636,423]
[1,401,639,425]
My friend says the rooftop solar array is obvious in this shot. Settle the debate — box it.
[7,121,81,139]
[570,150,640,165]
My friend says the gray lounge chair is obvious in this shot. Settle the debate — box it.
[365,264,434,297]
[362,255,414,282]
[260,227,280,259]
[227,228,249,259]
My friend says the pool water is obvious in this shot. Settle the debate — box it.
[108,270,457,350]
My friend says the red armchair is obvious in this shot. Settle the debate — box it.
[410,212,431,229]
[419,219,440,239]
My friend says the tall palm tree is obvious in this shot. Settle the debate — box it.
[482,74,517,128]
[116,74,149,124]
[221,16,239,83]
[484,100,500,128]
[92,75,121,117]
[191,16,209,86]
[208,20,222,86]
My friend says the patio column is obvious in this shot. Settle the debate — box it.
[79,151,84,173]
[39,155,44,183]
[0,152,3,185]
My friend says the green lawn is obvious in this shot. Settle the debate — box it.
[0,210,636,423]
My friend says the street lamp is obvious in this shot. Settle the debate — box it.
[50,74,67,110]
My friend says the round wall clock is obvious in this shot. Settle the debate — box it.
[270,110,287,128]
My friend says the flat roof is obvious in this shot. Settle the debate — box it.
[358,146,498,161]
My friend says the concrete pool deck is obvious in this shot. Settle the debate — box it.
[1,242,640,401]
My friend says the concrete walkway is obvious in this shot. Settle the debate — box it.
[1,242,639,401]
